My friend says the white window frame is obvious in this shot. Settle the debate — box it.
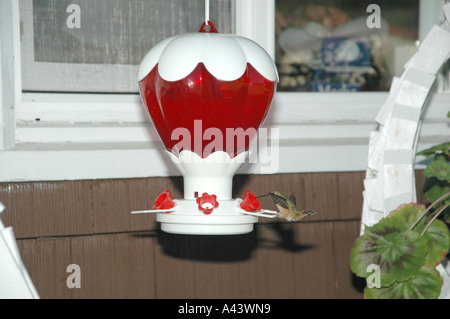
[0,0,448,182]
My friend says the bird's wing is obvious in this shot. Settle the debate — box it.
[269,192,289,209]
[289,194,296,207]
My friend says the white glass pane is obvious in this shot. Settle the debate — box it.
[20,0,235,93]
[275,0,420,92]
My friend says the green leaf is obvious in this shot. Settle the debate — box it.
[351,228,427,287]
[387,203,426,232]
[417,142,450,158]
[364,265,443,299]
[423,177,450,205]
[422,218,450,266]
[443,208,450,224]
[444,214,450,224]
[434,153,449,162]
[351,204,428,286]
[424,159,450,182]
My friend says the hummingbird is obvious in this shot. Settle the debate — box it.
[260,190,317,222]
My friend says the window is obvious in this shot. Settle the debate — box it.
[275,0,443,92]
[21,0,235,93]
[0,0,448,182]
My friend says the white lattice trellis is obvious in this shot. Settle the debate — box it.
[361,3,450,299]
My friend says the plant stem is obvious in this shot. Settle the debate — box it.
[409,191,450,231]
[420,201,450,236]
[427,209,441,224]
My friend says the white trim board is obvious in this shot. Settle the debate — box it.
[1,92,448,182]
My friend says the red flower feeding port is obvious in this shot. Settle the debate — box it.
[133,18,278,235]
[153,190,175,210]
[240,190,261,212]
[196,193,219,215]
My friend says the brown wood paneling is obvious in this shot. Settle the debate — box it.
[415,170,426,204]
[15,236,73,299]
[153,220,362,299]
[91,178,164,234]
[0,181,93,238]
[17,232,156,299]
[2,170,427,299]
[69,232,156,299]
[330,220,365,298]
[234,172,365,222]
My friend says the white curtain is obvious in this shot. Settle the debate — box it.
[20,0,235,92]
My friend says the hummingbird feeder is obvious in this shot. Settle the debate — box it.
[132,4,279,235]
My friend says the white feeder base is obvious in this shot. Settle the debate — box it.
[156,199,258,235]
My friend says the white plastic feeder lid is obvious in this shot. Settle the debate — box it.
[137,32,279,82]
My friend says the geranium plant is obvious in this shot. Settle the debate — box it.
[418,140,450,225]
[351,117,450,299]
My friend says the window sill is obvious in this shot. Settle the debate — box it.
[1,91,447,182]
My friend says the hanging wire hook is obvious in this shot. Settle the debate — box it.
[205,0,210,24]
